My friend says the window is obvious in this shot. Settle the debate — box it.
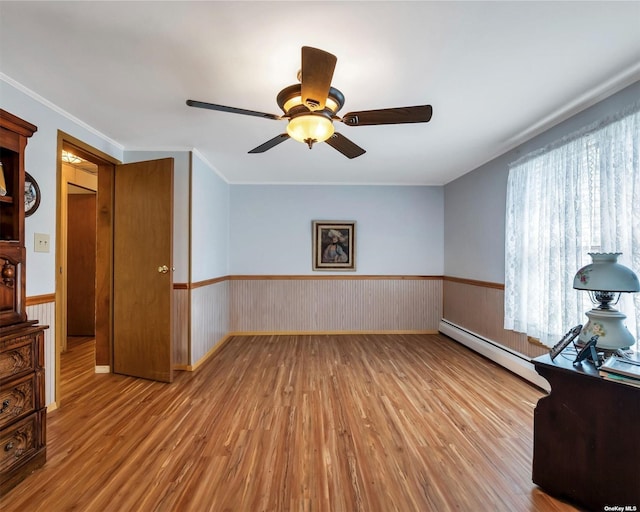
[504,103,639,348]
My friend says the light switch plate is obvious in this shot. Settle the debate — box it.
[34,233,50,253]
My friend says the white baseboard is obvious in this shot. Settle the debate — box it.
[95,365,110,374]
[439,319,550,391]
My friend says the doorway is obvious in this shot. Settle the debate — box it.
[55,132,175,407]
[55,132,119,406]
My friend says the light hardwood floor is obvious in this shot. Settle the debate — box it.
[1,334,580,511]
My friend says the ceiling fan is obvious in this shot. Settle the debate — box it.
[186,46,433,159]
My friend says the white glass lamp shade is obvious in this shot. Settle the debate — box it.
[573,253,640,350]
[573,253,640,293]
[286,115,335,144]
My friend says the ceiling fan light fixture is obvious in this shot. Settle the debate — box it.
[286,114,335,147]
[186,46,432,158]
[277,84,345,115]
[282,95,341,115]
[324,96,341,114]
[282,95,303,113]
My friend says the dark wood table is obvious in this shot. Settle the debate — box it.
[532,353,640,511]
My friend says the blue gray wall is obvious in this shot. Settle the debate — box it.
[191,152,230,280]
[2,78,124,296]
[444,80,640,284]
[230,184,443,275]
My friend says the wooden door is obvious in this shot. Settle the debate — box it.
[113,158,174,382]
[67,193,96,336]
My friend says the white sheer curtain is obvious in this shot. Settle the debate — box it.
[505,103,640,347]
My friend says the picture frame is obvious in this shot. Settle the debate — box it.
[312,220,356,271]
[25,172,41,217]
[549,324,582,360]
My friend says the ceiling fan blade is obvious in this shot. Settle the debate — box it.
[340,105,433,126]
[300,47,337,112]
[248,133,290,154]
[186,100,282,120]
[325,132,366,159]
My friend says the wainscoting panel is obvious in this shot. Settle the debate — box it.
[442,279,547,359]
[230,277,442,333]
[26,301,56,407]
[173,287,189,367]
[190,280,229,365]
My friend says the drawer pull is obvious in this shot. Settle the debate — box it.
[0,399,9,413]
[4,441,14,452]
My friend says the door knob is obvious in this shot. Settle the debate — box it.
[158,265,169,274]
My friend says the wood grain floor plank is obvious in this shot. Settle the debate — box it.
[0,334,580,511]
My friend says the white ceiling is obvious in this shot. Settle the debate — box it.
[1,1,639,185]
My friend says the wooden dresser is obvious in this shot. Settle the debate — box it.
[532,353,640,511]
[0,322,47,493]
[0,110,48,493]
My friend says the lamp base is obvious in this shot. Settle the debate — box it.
[578,308,635,350]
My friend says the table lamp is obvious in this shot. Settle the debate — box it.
[573,253,640,350]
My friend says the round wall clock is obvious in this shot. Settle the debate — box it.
[25,172,41,217]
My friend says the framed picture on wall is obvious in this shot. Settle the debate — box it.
[312,220,356,271]
[25,172,41,217]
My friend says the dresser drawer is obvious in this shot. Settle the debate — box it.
[0,335,36,380]
[0,412,42,474]
[0,373,37,430]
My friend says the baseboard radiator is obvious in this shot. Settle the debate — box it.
[439,319,550,391]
